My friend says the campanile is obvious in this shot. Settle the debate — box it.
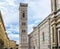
[19,3,28,49]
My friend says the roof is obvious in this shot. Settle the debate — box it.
[20,3,28,7]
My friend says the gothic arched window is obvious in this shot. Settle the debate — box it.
[43,32,45,41]
[52,27,54,42]
[23,12,25,18]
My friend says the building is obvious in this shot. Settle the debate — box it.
[0,11,4,49]
[0,11,9,49]
[50,0,60,49]
[28,16,51,49]
[28,27,40,49]
[19,3,28,49]
[4,32,10,49]
[19,0,60,49]
[0,11,10,49]
[9,40,16,49]
[0,11,17,49]
[28,0,60,49]
[16,44,19,49]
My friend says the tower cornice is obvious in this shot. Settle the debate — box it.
[20,3,28,7]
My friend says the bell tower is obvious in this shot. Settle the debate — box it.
[19,3,28,49]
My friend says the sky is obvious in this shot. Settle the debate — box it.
[0,0,51,44]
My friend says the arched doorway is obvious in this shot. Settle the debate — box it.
[0,39,4,49]
[5,48,8,49]
[10,48,13,49]
[16,48,18,49]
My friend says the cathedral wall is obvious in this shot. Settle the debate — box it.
[28,16,51,49]
[29,27,39,49]
[39,20,50,49]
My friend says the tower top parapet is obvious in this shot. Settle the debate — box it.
[20,3,28,7]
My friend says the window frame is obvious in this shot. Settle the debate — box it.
[43,32,45,41]
[52,27,54,42]
[58,29,60,45]
[22,22,26,25]
[22,11,25,18]
[22,30,26,33]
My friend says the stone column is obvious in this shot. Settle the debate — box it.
[51,18,57,49]
[51,0,57,12]
[54,24,57,44]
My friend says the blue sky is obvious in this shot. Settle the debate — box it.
[0,0,51,44]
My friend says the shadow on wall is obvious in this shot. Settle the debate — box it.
[0,39,4,49]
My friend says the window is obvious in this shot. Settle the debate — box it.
[52,47,54,49]
[34,46,35,49]
[23,12,25,18]
[22,30,26,32]
[5,48,7,49]
[52,27,54,42]
[22,22,26,25]
[43,32,45,41]
[10,48,13,49]
[59,30,60,43]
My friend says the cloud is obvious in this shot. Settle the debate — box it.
[0,0,51,44]
[28,24,37,34]
[8,33,19,44]
[34,19,42,24]
[28,0,51,34]
[0,0,19,44]
[0,2,9,14]
[28,0,51,19]
[20,0,28,3]
[3,11,19,25]
[6,24,19,33]
[5,0,16,7]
